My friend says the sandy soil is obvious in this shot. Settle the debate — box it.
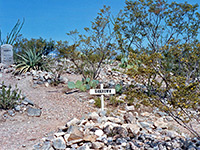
[0,73,95,150]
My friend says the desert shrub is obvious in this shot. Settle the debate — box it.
[57,6,116,80]
[109,96,124,107]
[14,37,55,57]
[15,48,50,74]
[126,43,200,137]
[49,58,68,86]
[94,97,101,108]
[0,82,23,110]
[115,0,200,137]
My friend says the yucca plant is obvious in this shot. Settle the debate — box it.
[15,48,50,74]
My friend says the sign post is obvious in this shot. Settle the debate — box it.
[90,84,116,111]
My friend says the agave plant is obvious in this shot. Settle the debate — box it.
[15,48,49,74]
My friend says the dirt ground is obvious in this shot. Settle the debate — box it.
[0,73,96,150]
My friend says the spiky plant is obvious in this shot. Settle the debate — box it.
[0,81,23,110]
[15,48,50,74]
[0,19,24,45]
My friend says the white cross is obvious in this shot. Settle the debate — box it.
[90,84,116,111]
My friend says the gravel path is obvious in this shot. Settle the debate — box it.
[0,73,95,150]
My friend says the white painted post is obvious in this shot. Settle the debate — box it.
[90,84,116,112]
[100,84,104,111]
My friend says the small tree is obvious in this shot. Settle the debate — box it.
[57,6,116,80]
[114,0,200,55]
[116,0,200,137]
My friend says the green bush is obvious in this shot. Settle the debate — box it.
[15,48,50,74]
[94,97,101,108]
[126,45,200,137]
[14,37,55,56]
[0,82,23,110]
[109,96,124,107]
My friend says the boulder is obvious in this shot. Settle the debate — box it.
[27,106,41,117]
[66,126,84,145]
[66,118,79,127]
[124,112,136,124]
[91,142,104,149]
[52,137,66,150]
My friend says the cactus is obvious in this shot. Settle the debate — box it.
[67,82,75,89]
[79,85,87,92]
[85,78,90,83]
[67,78,99,92]
[89,80,99,88]
[75,80,83,88]
[115,84,123,93]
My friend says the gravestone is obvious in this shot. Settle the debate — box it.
[0,44,14,65]
[90,84,116,111]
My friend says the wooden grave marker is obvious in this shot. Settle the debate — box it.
[90,84,116,111]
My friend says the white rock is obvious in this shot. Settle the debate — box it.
[64,134,70,142]
[89,99,95,104]
[117,109,126,114]
[59,76,68,84]
[52,137,66,150]
[154,117,168,129]
[141,112,151,117]
[122,124,140,135]
[92,142,104,149]
[85,121,95,128]
[88,112,99,122]
[107,117,122,124]
[66,118,79,127]
[103,122,120,129]
[125,105,135,111]
[44,82,49,87]
[54,132,65,137]
[95,129,104,137]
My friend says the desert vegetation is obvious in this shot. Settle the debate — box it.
[1,0,200,144]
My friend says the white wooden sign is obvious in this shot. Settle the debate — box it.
[90,84,116,111]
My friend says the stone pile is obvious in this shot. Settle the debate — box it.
[98,62,135,88]
[0,63,15,74]
[30,70,69,87]
[33,109,200,150]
